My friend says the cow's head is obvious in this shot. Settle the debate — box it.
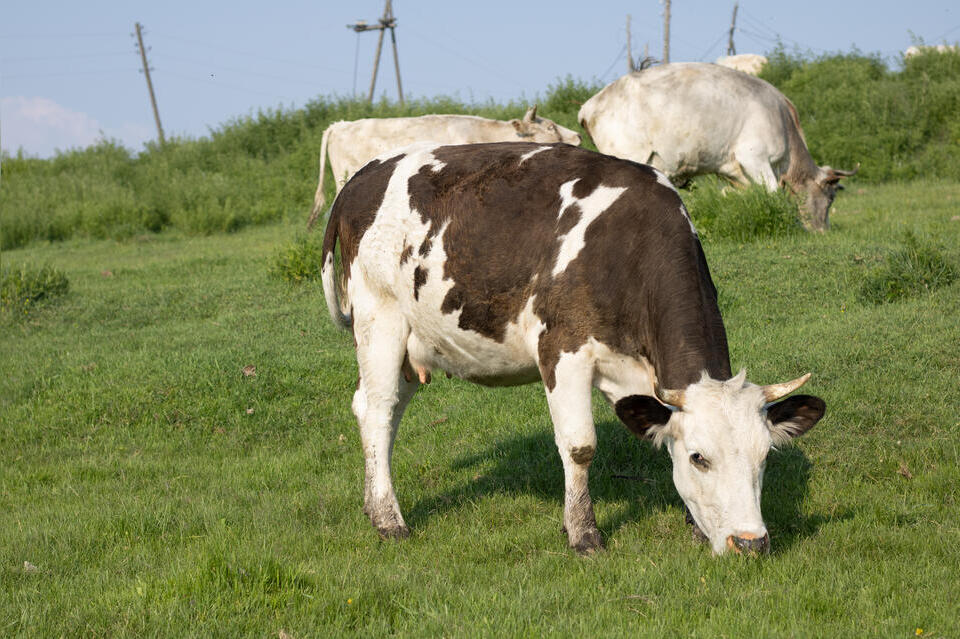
[615,370,825,555]
[510,105,582,145]
[798,164,859,231]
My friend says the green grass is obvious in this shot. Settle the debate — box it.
[680,176,804,242]
[2,181,959,636]
[1,262,69,317]
[858,231,958,304]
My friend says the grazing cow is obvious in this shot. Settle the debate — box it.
[306,107,581,228]
[715,53,768,75]
[321,141,826,555]
[578,63,857,231]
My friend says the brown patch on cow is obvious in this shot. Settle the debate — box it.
[404,142,730,390]
[322,153,405,286]
[570,445,595,465]
[399,243,413,265]
[413,266,427,300]
[418,237,432,257]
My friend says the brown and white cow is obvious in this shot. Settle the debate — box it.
[578,63,857,231]
[321,141,826,554]
[306,107,581,229]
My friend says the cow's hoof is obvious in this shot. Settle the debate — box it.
[377,524,410,540]
[571,529,604,555]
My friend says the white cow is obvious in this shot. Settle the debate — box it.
[578,63,857,230]
[904,44,959,58]
[715,53,768,75]
[306,107,581,228]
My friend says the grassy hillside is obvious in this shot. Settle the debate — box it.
[3,48,959,251]
[2,179,959,636]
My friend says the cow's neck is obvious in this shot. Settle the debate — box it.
[782,100,819,189]
[644,243,732,390]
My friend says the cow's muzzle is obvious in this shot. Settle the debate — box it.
[726,532,770,555]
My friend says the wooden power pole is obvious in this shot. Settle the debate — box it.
[134,22,165,146]
[662,0,671,64]
[727,3,739,56]
[348,0,404,105]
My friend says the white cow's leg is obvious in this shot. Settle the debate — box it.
[737,156,779,191]
[543,349,602,553]
[351,302,419,539]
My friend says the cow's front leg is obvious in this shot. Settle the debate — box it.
[542,349,602,554]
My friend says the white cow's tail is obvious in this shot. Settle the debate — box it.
[306,124,332,230]
[320,206,351,329]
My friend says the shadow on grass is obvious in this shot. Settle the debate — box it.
[405,419,844,553]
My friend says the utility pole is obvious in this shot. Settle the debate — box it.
[348,0,404,105]
[627,14,635,72]
[727,3,739,56]
[662,0,671,64]
[134,22,165,146]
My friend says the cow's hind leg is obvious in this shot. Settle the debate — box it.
[352,302,419,539]
[542,349,602,553]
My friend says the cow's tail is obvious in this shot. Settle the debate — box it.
[306,124,332,230]
[320,205,351,330]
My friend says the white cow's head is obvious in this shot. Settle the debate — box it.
[799,164,859,231]
[510,105,582,145]
[615,370,825,555]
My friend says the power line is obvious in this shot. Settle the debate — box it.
[599,43,628,82]
[0,68,136,79]
[156,53,333,88]
[1,51,131,63]
[151,32,346,74]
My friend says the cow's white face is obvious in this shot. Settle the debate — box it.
[510,105,582,146]
[615,371,825,555]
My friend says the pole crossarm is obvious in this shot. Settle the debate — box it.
[346,0,404,105]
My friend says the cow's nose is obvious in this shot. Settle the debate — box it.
[726,532,770,555]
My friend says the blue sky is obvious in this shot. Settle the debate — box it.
[2,1,958,158]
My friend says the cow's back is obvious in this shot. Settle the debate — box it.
[580,63,793,179]
[329,142,726,389]
[326,116,513,189]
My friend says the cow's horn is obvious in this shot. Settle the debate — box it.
[523,104,537,121]
[831,163,860,177]
[761,373,811,402]
[655,384,685,408]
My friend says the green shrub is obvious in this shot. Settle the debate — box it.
[680,177,803,242]
[759,47,960,183]
[270,232,326,283]
[859,231,958,304]
[1,263,70,316]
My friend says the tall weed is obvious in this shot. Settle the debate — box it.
[681,177,802,242]
[859,231,958,304]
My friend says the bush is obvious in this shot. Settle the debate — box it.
[1,263,70,317]
[759,46,960,183]
[859,231,958,304]
[680,177,803,242]
[270,233,326,283]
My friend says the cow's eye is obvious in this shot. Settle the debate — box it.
[690,452,710,470]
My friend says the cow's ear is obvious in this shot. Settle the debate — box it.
[615,395,673,443]
[766,394,825,444]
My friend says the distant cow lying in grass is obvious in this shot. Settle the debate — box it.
[320,141,826,554]
[306,106,581,229]
[578,63,857,231]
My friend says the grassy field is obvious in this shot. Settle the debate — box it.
[2,180,959,637]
